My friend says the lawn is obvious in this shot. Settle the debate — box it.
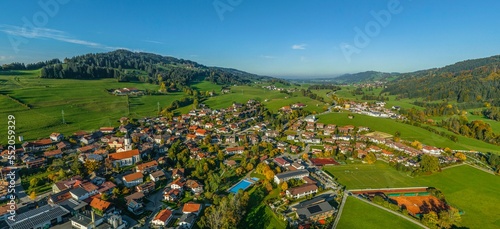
[242,186,287,229]
[338,196,422,229]
[317,112,500,153]
[326,163,500,229]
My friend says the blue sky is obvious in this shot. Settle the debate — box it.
[1,0,499,78]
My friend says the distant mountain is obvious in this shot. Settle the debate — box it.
[333,71,399,83]
[383,55,500,104]
[2,50,274,86]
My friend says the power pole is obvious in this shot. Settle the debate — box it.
[61,110,65,124]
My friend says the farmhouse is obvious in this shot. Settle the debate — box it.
[22,138,54,152]
[225,146,245,155]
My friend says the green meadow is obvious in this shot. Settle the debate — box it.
[338,196,422,229]
[326,163,500,229]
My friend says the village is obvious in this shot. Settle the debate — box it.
[0,98,464,229]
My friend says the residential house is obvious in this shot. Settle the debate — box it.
[152,209,173,227]
[122,172,144,188]
[185,180,204,194]
[150,170,166,182]
[135,161,158,174]
[286,184,318,199]
[50,133,64,142]
[225,146,245,155]
[43,149,63,158]
[90,198,113,216]
[182,202,202,215]
[136,181,155,195]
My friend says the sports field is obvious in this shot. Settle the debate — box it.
[338,196,422,229]
[324,161,416,189]
[326,163,500,228]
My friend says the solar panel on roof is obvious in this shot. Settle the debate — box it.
[307,205,322,214]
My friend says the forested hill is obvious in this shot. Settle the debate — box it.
[1,50,272,86]
[383,55,500,104]
[333,71,399,83]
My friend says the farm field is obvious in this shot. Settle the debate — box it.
[338,196,422,229]
[317,112,500,153]
[326,163,500,229]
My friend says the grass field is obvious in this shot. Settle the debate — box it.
[0,71,195,143]
[326,163,500,228]
[317,112,500,153]
[243,187,287,229]
[324,161,416,189]
[338,196,422,229]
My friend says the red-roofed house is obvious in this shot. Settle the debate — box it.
[108,149,141,167]
[123,172,144,188]
[182,202,202,215]
[135,161,158,174]
[152,209,173,226]
[90,198,113,216]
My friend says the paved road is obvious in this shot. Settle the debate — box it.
[331,192,348,229]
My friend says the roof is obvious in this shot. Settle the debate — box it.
[108,149,140,160]
[150,170,165,178]
[136,161,158,171]
[296,201,334,220]
[123,172,144,182]
[226,146,245,152]
[98,181,116,193]
[154,209,173,222]
[80,182,99,192]
[275,169,309,180]
[90,198,111,211]
[59,198,88,212]
[6,205,70,229]
[182,202,202,213]
[288,184,318,196]
[44,149,62,157]
[70,187,89,198]
[125,192,145,202]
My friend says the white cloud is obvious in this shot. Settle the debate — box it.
[260,55,276,59]
[0,24,126,51]
[292,44,307,50]
[143,40,165,45]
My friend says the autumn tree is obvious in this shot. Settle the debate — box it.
[29,191,36,200]
[454,152,467,161]
[281,182,288,191]
[420,154,440,173]
[364,152,377,164]
[84,160,101,173]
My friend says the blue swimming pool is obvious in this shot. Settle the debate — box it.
[229,180,253,193]
[251,177,259,181]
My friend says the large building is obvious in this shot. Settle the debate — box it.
[6,204,70,229]
[294,198,335,222]
[108,149,141,167]
[274,169,309,184]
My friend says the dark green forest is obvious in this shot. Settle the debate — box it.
[1,50,270,86]
[383,55,500,104]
